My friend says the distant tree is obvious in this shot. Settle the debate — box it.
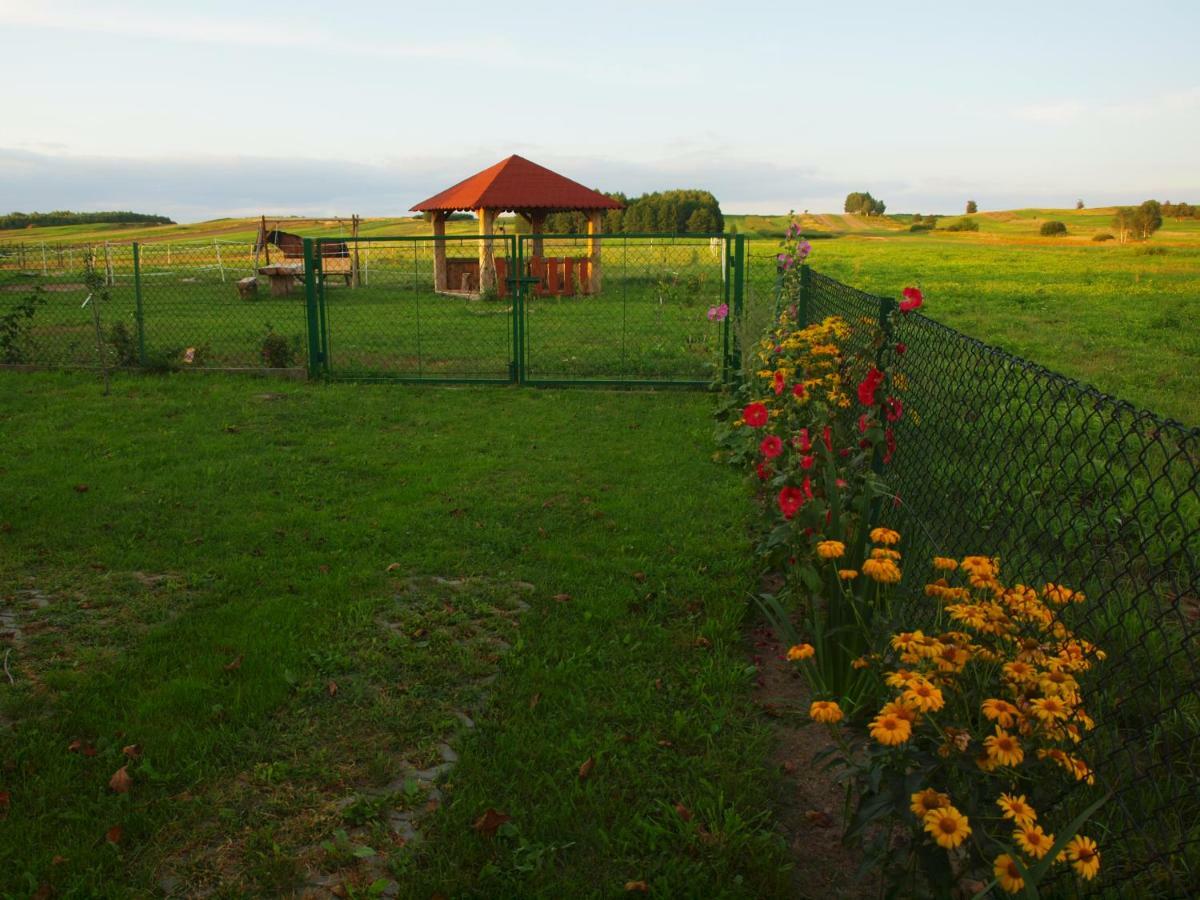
[685,207,719,234]
[1135,200,1163,239]
[965,200,978,214]
[1111,207,1137,243]
[1075,199,1085,210]
[0,210,174,230]
[844,191,886,217]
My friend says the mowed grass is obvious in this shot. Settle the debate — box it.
[0,372,788,898]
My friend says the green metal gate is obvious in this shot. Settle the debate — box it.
[304,233,744,386]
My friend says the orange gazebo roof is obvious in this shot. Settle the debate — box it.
[411,155,623,214]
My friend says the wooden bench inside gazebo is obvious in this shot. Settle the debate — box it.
[411,155,623,299]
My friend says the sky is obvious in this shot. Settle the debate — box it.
[1,0,1197,221]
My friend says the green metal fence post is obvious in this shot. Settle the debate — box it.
[721,235,732,385]
[302,239,322,379]
[132,242,146,366]
[798,263,812,326]
[731,234,746,379]
[514,235,523,384]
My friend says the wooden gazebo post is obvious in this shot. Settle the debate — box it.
[432,211,448,292]
[478,207,498,292]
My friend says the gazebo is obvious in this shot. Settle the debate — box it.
[411,155,623,296]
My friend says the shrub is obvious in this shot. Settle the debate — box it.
[1040,221,1068,237]
[107,321,139,367]
[1091,232,1114,242]
[261,329,300,368]
[0,288,46,364]
[942,218,979,232]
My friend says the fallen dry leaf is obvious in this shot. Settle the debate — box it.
[30,884,51,900]
[578,757,595,781]
[0,791,9,809]
[385,562,402,572]
[327,681,338,697]
[223,654,243,672]
[51,855,67,865]
[805,810,835,828]
[471,808,511,838]
[318,564,330,574]
[528,693,541,710]
[656,739,674,748]
[674,803,693,821]
[693,636,712,649]
[73,484,89,493]
[105,825,123,844]
[624,880,649,892]
[109,766,132,794]
[632,571,646,583]
[67,740,82,753]
[122,745,141,760]
[552,593,572,603]
[781,761,797,774]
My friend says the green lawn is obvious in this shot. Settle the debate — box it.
[0,372,788,898]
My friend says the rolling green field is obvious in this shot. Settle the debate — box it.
[3,207,1198,422]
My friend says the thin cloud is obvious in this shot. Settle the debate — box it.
[0,1,518,64]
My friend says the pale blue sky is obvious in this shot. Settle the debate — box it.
[1,0,1197,220]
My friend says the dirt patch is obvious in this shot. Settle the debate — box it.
[153,575,533,899]
[1,282,86,292]
[750,621,874,898]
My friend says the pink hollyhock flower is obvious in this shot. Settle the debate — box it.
[777,253,794,271]
[743,402,769,428]
[706,303,729,322]
[900,287,923,313]
[796,240,812,261]
[760,435,783,459]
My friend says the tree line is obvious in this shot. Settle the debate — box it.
[542,189,724,235]
[0,211,175,230]
[1111,200,1166,243]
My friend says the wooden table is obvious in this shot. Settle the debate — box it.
[257,264,303,297]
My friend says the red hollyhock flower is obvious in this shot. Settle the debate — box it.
[743,402,769,428]
[884,427,897,464]
[857,413,870,434]
[800,454,815,470]
[778,485,805,519]
[756,462,771,481]
[797,427,811,452]
[857,367,885,406]
[822,425,833,452]
[760,434,783,459]
[792,382,806,398]
[895,342,907,356]
[839,448,851,457]
[885,396,903,422]
[802,476,814,499]
[773,371,786,396]
[900,286,923,313]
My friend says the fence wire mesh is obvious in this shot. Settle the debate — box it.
[797,267,1200,897]
[314,235,515,381]
[516,233,729,385]
[0,239,308,372]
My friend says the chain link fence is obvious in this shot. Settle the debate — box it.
[796,267,1200,897]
